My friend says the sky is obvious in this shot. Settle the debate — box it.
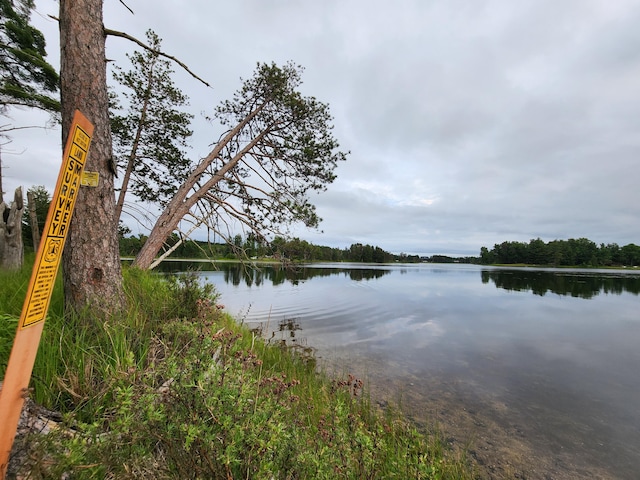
[3,0,640,256]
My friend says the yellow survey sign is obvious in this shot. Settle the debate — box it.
[0,110,94,478]
[81,171,99,187]
[21,115,92,328]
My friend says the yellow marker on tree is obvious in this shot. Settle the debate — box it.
[0,110,94,478]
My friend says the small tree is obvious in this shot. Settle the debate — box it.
[133,62,347,269]
[111,30,193,222]
[0,0,59,115]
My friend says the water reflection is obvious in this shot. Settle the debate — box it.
[200,262,640,478]
[147,260,392,286]
[481,268,640,298]
[220,262,391,287]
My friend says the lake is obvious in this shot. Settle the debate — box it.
[192,262,640,479]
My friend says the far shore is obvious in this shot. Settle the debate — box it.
[121,256,640,271]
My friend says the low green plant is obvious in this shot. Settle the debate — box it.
[39,312,472,479]
[164,270,218,319]
[2,262,474,479]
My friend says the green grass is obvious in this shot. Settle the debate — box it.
[1,260,475,479]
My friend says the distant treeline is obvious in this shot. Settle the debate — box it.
[479,238,640,267]
[122,233,640,267]
[119,234,477,264]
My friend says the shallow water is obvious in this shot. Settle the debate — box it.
[196,263,640,479]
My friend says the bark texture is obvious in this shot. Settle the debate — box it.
[0,186,24,270]
[59,0,124,312]
[27,190,41,250]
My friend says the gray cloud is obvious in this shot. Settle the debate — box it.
[3,0,639,256]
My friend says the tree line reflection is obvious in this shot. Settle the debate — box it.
[481,269,640,298]
[157,261,640,298]
[220,263,391,287]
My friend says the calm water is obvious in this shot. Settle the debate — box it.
[194,262,640,479]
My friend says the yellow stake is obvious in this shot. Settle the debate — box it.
[0,110,94,478]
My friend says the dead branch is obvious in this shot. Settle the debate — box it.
[118,0,134,15]
[149,221,201,269]
[47,15,211,88]
[104,28,211,88]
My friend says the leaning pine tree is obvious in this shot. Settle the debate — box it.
[133,62,347,269]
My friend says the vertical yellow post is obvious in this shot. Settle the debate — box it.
[0,110,94,478]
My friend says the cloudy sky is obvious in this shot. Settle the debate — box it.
[3,0,640,256]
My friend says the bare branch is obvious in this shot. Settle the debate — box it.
[149,221,201,269]
[48,15,210,88]
[104,28,211,88]
[203,194,269,237]
[0,124,54,136]
[119,0,134,15]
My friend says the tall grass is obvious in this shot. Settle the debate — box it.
[1,260,475,479]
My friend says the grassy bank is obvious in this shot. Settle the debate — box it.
[1,260,474,479]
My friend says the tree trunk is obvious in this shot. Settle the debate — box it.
[114,66,154,222]
[114,146,136,222]
[27,190,41,251]
[0,150,4,204]
[0,187,24,270]
[133,104,265,269]
[59,0,124,313]
[132,181,195,269]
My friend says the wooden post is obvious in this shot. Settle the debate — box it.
[0,111,93,478]
[27,190,41,251]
